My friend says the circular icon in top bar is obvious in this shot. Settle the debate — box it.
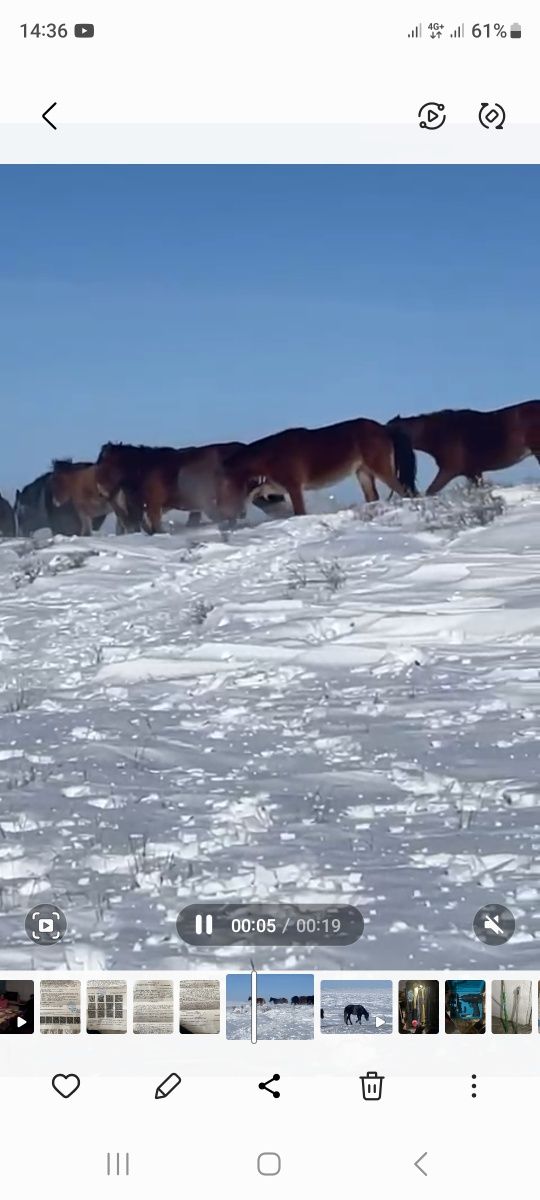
[479,102,506,130]
[25,904,67,945]
[418,101,446,130]
[473,903,515,946]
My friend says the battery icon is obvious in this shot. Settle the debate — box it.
[510,23,522,38]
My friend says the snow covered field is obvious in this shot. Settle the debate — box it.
[2,482,540,972]
[226,1002,314,1041]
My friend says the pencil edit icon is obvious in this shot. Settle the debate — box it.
[155,1072,181,1099]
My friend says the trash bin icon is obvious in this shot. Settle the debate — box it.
[360,1070,384,1100]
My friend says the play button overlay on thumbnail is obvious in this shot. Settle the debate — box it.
[473,903,515,946]
[0,981,34,1034]
[418,101,446,130]
[375,1015,385,1028]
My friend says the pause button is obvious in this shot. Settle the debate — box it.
[195,914,213,935]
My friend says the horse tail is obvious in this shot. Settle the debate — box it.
[388,426,417,495]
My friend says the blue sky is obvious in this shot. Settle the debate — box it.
[1,166,539,491]
[227,973,313,1002]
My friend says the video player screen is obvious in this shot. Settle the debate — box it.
[1,3,540,1194]
[2,162,538,974]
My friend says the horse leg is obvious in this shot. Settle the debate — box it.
[368,446,411,497]
[287,482,306,517]
[80,512,93,537]
[143,502,163,534]
[107,487,141,534]
[426,467,457,496]
[356,468,379,503]
[108,497,129,534]
[374,466,409,497]
[143,482,164,534]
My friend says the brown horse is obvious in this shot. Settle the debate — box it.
[216,418,417,519]
[50,461,113,535]
[96,441,284,534]
[0,492,16,537]
[388,401,540,495]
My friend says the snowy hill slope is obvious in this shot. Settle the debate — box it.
[1,484,540,972]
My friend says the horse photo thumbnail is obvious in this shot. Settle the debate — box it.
[226,974,314,1040]
[320,979,392,1034]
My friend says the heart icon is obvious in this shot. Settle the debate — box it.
[52,1073,81,1099]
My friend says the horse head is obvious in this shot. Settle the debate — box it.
[97,441,118,462]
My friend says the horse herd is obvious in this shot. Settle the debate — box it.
[249,996,370,1023]
[1,399,539,539]
[250,994,314,1005]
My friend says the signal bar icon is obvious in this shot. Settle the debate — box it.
[451,23,465,38]
[195,913,213,935]
[408,23,422,38]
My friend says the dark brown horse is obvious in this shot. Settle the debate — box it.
[15,471,106,537]
[50,461,113,536]
[95,442,188,533]
[0,492,16,537]
[344,1003,369,1024]
[388,401,540,494]
[216,418,417,519]
[96,441,284,534]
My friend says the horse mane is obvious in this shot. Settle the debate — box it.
[99,441,178,453]
[396,408,478,421]
[52,458,92,471]
[425,407,476,418]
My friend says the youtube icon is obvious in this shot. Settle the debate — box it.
[74,23,94,38]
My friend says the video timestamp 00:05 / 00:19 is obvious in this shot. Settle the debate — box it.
[176,903,365,946]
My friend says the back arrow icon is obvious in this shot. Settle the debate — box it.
[414,1152,428,1177]
[42,102,57,130]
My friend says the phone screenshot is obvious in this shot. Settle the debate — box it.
[1,1,539,1193]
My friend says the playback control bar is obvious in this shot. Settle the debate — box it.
[176,903,364,946]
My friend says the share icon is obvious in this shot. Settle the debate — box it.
[259,1073,281,1098]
